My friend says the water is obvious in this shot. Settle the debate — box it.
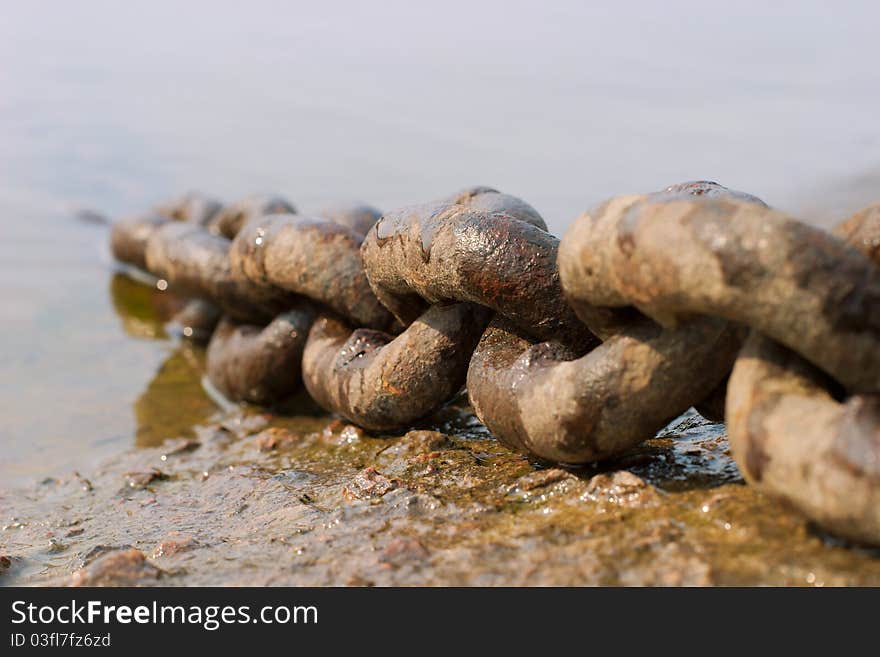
[2,0,880,486]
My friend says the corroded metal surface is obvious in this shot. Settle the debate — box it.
[361,200,593,346]
[144,222,293,323]
[206,303,316,405]
[153,191,224,226]
[166,299,222,343]
[727,208,880,545]
[315,203,383,237]
[302,303,491,430]
[467,317,740,463]
[230,214,392,330]
[101,185,880,547]
[560,190,880,392]
[467,184,755,463]
[110,214,171,270]
[212,194,297,238]
[442,185,547,228]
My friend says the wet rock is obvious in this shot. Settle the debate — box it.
[582,470,657,507]
[272,470,318,489]
[152,532,199,558]
[618,542,713,586]
[381,430,452,459]
[338,426,364,444]
[6,400,880,586]
[78,544,136,568]
[320,422,365,446]
[47,538,68,553]
[219,414,270,438]
[342,468,401,501]
[1,518,27,530]
[70,549,164,587]
[402,430,451,451]
[160,439,200,459]
[123,468,167,489]
[253,428,301,451]
[390,492,443,516]
[629,520,686,552]
[194,424,235,446]
[320,419,347,435]
[379,538,430,569]
[509,468,573,493]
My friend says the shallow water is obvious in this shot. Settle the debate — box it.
[3,0,880,486]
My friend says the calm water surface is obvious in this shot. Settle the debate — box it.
[2,1,880,485]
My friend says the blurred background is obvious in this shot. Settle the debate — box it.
[2,0,879,485]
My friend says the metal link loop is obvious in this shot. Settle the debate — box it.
[302,303,491,430]
[727,206,880,545]
[230,214,392,330]
[206,304,316,405]
[107,182,880,545]
[361,192,593,347]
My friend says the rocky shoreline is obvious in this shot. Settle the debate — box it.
[3,405,879,586]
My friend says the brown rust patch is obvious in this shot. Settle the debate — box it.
[70,549,165,587]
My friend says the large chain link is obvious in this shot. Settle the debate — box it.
[109,183,880,545]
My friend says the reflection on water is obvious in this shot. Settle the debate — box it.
[108,273,219,447]
[132,344,216,448]
[110,273,177,340]
[110,270,329,448]
[110,273,218,447]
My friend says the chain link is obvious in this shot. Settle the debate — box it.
[109,182,880,545]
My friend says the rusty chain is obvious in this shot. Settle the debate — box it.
[109,182,880,545]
